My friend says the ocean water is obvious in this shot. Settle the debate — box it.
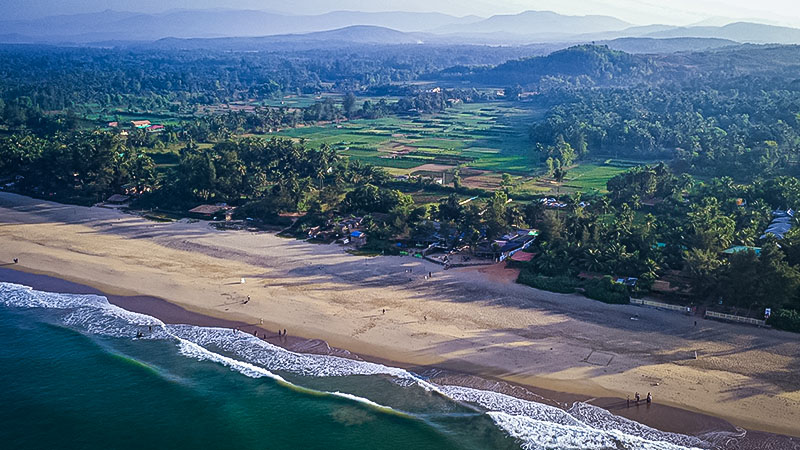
[0,282,718,450]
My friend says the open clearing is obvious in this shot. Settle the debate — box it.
[259,102,544,175]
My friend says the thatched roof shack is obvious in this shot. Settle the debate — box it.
[105,194,130,204]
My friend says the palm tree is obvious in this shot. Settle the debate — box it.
[582,248,605,273]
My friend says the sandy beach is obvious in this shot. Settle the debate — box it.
[1,192,799,439]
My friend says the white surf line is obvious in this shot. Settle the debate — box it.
[0,283,407,417]
[171,328,412,416]
[489,412,702,450]
[0,282,709,448]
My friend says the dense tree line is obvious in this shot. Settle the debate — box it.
[0,131,156,203]
[0,44,542,112]
[529,86,800,179]
[520,164,800,314]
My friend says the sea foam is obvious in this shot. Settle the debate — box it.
[0,282,713,450]
[489,412,700,450]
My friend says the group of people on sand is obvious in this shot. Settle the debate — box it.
[234,324,287,342]
[627,392,653,407]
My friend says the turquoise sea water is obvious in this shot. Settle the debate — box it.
[0,283,719,450]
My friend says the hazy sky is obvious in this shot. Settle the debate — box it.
[1,0,799,27]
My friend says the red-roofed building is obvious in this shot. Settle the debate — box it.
[510,251,535,262]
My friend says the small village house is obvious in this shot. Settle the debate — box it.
[189,204,235,220]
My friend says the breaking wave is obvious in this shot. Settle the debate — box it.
[1,282,721,450]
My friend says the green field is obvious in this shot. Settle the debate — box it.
[73,96,648,199]
[512,159,652,196]
[562,163,630,192]
[258,102,544,175]
[248,100,649,197]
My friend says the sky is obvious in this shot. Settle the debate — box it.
[1,0,799,27]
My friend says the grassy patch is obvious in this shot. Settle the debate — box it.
[517,271,580,293]
[562,163,630,193]
[258,101,543,179]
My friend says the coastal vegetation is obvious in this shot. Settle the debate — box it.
[3,42,800,322]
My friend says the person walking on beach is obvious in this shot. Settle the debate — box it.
[646,392,652,404]
[382,309,386,315]
[626,395,630,408]
[635,392,640,404]
[283,329,287,337]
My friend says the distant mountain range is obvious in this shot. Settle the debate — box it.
[1,8,800,48]
[0,9,478,42]
[132,29,739,56]
[433,10,630,35]
[145,26,426,50]
[646,22,800,45]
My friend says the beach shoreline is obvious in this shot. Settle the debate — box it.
[0,266,771,448]
[1,192,799,443]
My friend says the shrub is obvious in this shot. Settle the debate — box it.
[517,270,578,294]
[583,276,630,304]
[360,238,400,255]
[235,200,294,227]
[767,309,800,333]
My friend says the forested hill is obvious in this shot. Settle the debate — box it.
[440,44,800,89]
[441,45,654,87]
[659,44,800,81]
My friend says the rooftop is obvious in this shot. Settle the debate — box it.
[189,204,225,215]
[510,251,535,262]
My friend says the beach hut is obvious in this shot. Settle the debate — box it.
[105,194,130,204]
[189,204,235,220]
[189,204,224,218]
